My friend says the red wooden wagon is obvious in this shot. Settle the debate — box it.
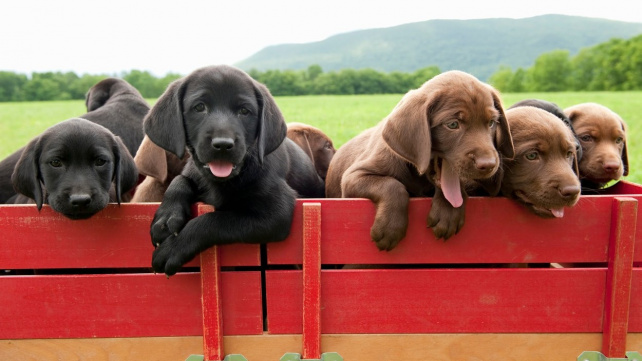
[1,181,641,361]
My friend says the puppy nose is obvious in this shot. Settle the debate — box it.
[559,185,580,199]
[70,194,92,207]
[474,157,497,172]
[603,161,621,174]
[211,137,234,151]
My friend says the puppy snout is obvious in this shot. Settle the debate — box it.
[473,156,497,172]
[69,194,92,207]
[211,137,234,151]
[558,184,581,199]
[603,160,621,174]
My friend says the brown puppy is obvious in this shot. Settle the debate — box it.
[501,107,581,218]
[286,122,336,179]
[326,71,514,250]
[564,103,629,188]
[132,122,334,202]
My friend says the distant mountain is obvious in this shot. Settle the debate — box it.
[235,15,642,81]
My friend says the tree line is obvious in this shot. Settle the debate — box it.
[1,34,641,102]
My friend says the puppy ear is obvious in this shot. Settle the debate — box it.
[621,121,629,177]
[134,136,169,182]
[144,79,187,159]
[382,88,432,175]
[85,78,112,111]
[12,138,44,209]
[254,82,287,163]
[112,136,139,204]
[491,91,515,159]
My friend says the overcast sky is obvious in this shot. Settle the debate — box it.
[1,0,641,76]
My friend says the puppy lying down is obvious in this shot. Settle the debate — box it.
[11,118,138,219]
[501,106,581,218]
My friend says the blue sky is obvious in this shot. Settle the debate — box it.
[1,0,641,76]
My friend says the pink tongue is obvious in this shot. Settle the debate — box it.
[440,159,463,208]
[208,161,234,178]
[551,208,565,218]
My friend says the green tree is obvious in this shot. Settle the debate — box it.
[527,50,572,91]
[0,71,28,101]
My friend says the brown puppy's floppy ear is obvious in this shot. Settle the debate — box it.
[621,121,629,177]
[144,79,187,159]
[381,88,432,175]
[12,137,44,209]
[254,81,287,164]
[112,136,139,204]
[491,90,515,159]
[134,136,169,182]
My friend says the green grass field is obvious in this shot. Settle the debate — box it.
[1,91,641,183]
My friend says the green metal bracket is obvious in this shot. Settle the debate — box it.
[185,354,248,361]
[279,352,344,361]
[578,352,642,361]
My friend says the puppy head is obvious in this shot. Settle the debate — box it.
[12,118,138,219]
[144,65,286,181]
[382,70,513,205]
[85,77,143,112]
[509,98,582,161]
[134,135,188,184]
[501,107,581,218]
[565,103,628,186]
[286,122,336,179]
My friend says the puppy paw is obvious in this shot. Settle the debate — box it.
[370,214,408,251]
[427,199,466,240]
[151,234,193,276]
[150,203,190,248]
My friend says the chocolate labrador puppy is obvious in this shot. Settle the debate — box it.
[326,71,514,250]
[11,118,138,219]
[0,77,148,204]
[286,122,336,180]
[145,65,324,276]
[564,102,629,188]
[500,107,581,218]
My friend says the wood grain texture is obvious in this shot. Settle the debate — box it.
[302,203,321,359]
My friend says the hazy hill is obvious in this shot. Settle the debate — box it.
[235,15,642,80]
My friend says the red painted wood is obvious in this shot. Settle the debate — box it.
[602,197,638,357]
[302,203,322,359]
[0,204,260,269]
[0,272,262,339]
[200,247,224,361]
[630,268,642,331]
[270,196,642,265]
[266,268,607,334]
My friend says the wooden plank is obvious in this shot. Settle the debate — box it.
[200,247,224,361]
[302,203,322,359]
[0,272,262,339]
[266,268,606,334]
[630,268,642,332]
[0,204,260,269]
[6,333,642,361]
[270,197,629,265]
[602,197,638,357]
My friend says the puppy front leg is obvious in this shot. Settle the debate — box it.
[150,175,198,248]
[428,186,467,240]
[342,171,409,251]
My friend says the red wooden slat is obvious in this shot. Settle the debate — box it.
[630,268,642,331]
[0,272,262,339]
[0,204,260,269]
[602,197,638,357]
[200,247,224,361]
[266,268,606,334]
[270,196,639,265]
[302,203,321,359]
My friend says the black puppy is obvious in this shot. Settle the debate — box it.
[11,118,138,219]
[145,65,324,276]
[509,99,582,161]
[0,77,148,203]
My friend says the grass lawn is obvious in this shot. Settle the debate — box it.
[1,91,641,182]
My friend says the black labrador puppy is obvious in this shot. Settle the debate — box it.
[12,118,138,219]
[0,77,148,203]
[509,98,582,161]
[145,65,324,276]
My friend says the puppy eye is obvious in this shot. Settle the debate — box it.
[49,159,63,168]
[193,103,206,112]
[579,135,592,142]
[324,142,332,150]
[615,137,624,144]
[567,151,574,159]
[525,151,539,161]
[488,120,496,128]
[95,158,107,167]
[238,107,250,116]
[445,121,460,129]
